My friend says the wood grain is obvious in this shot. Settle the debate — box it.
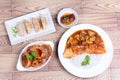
[11,0,82,18]
[116,12,120,30]
[82,0,105,13]
[0,0,120,80]
[111,69,120,80]
[0,0,11,36]
[0,35,11,54]
[0,72,12,80]
[0,0,11,19]
[78,13,118,31]
[82,0,120,13]
[0,54,17,72]
[110,50,120,68]
[12,71,80,80]
[104,0,120,12]
[12,69,110,80]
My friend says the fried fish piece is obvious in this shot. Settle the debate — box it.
[16,22,24,37]
[32,18,42,32]
[24,19,33,34]
[63,48,76,58]
[64,29,106,59]
[40,14,48,30]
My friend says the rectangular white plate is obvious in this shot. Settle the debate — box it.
[4,8,56,45]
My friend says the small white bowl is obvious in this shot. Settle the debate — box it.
[16,41,54,71]
[57,8,78,28]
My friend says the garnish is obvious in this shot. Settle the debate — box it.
[31,51,37,61]
[26,51,37,61]
[64,16,69,21]
[60,13,75,26]
[26,54,33,60]
[11,27,17,37]
[81,35,87,41]
[81,55,90,66]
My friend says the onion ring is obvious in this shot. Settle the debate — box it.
[22,44,52,68]
[41,44,52,60]
[22,52,31,67]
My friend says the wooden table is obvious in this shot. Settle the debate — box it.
[0,0,120,80]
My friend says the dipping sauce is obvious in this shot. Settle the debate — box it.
[60,13,75,26]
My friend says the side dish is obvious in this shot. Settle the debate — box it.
[81,55,90,66]
[60,13,75,26]
[57,8,78,28]
[5,8,56,45]
[22,44,52,68]
[11,14,48,37]
[64,29,106,58]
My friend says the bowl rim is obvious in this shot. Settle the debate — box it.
[57,8,79,28]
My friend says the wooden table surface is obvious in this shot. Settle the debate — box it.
[0,0,120,80]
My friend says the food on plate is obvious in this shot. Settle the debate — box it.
[81,55,90,66]
[11,13,49,38]
[60,13,75,26]
[22,44,52,68]
[11,27,17,37]
[24,19,33,34]
[41,44,52,60]
[16,22,25,37]
[64,29,106,58]
[32,18,42,32]
[40,14,48,29]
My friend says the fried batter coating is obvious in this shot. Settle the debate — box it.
[22,44,52,68]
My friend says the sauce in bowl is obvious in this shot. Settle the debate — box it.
[60,13,75,26]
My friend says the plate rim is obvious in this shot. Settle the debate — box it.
[58,24,113,78]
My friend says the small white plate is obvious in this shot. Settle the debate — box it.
[17,41,54,71]
[57,8,78,28]
[5,8,56,45]
[58,24,113,78]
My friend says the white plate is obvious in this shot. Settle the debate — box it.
[17,41,54,71]
[57,8,78,28]
[5,8,56,45]
[58,24,113,78]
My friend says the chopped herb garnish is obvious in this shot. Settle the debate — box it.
[64,16,69,21]
[11,27,17,37]
[26,54,33,60]
[81,35,86,41]
[26,51,37,61]
[31,51,37,61]
[81,55,90,66]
